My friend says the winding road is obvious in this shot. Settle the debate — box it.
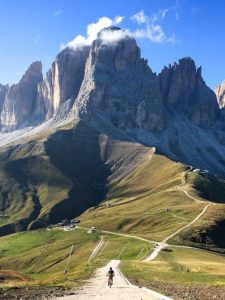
[56,175,212,299]
[144,202,210,261]
[78,186,212,264]
[144,185,211,261]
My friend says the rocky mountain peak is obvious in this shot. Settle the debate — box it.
[97,26,121,36]
[159,57,199,106]
[0,29,225,180]
[88,27,139,71]
[72,30,164,132]
[1,61,43,131]
[20,61,42,83]
[159,57,218,127]
[33,45,90,121]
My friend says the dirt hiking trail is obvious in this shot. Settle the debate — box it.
[55,260,172,300]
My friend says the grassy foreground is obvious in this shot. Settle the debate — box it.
[121,247,225,289]
[1,226,225,298]
[0,228,152,287]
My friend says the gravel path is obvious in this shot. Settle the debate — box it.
[55,181,213,299]
[55,260,172,300]
[144,188,211,262]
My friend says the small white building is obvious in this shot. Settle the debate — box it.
[87,226,97,233]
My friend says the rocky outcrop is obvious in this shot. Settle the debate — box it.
[0,84,8,113]
[0,28,222,135]
[1,62,42,131]
[159,58,197,108]
[215,80,225,108]
[159,58,219,127]
[192,75,219,127]
[73,27,164,132]
[34,46,89,121]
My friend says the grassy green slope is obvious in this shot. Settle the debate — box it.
[120,246,225,297]
[1,119,225,253]
[1,226,225,293]
[169,172,225,251]
[80,154,225,251]
[0,228,151,287]
[0,147,74,235]
[0,120,154,237]
[80,155,204,241]
[0,121,112,235]
[1,148,225,291]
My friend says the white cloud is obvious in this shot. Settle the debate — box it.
[53,9,63,16]
[141,25,165,42]
[133,25,165,43]
[161,8,169,19]
[132,9,169,24]
[131,10,149,24]
[62,15,124,49]
[131,9,177,44]
[114,16,124,24]
[61,10,177,50]
[100,29,131,44]
[100,23,173,45]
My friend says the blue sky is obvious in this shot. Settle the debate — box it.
[0,0,224,89]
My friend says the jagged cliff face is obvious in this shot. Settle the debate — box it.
[215,81,225,125]
[159,58,219,127]
[215,80,225,108]
[0,46,90,129]
[0,27,224,177]
[34,46,90,121]
[73,29,164,132]
[1,62,42,131]
[0,84,8,113]
[0,27,222,134]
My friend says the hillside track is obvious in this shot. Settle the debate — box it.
[144,184,212,262]
[55,260,172,300]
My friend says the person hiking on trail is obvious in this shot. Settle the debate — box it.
[107,267,115,287]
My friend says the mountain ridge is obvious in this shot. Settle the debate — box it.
[0,27,223,133]
[0,27,224,179]
[0,27,225,239]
